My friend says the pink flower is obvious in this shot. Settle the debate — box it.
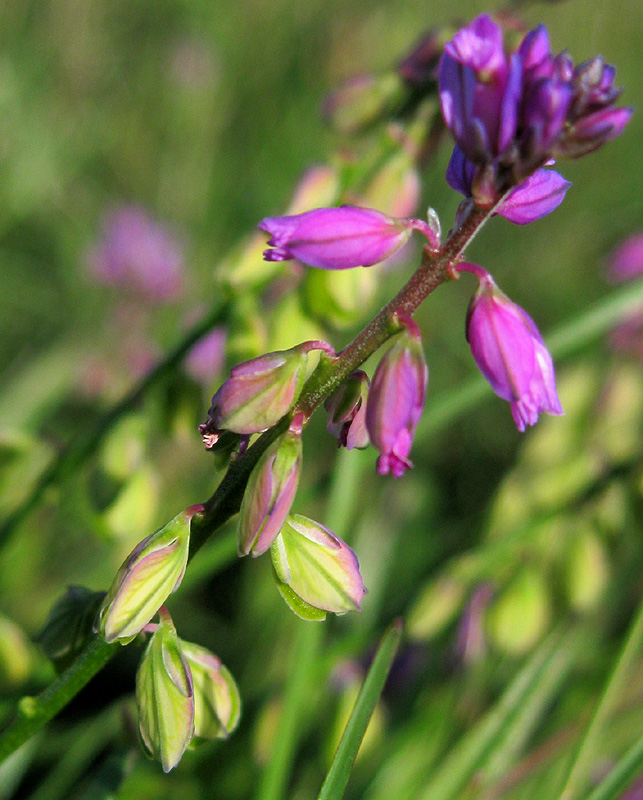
[460,263,563,431]
[366,318,428,477]
[259,206,438,270]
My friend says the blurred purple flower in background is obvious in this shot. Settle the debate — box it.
[89,206,185,301]
[186,328,227,386]
[606,233,643,361]
[456,584,494,665]
[608,233,643,283]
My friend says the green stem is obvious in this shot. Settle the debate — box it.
[0,201,499,764]
[0,637,118,764]
[0,299,230,551]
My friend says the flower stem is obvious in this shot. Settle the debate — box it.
[0,201,496,764]
[0,637,119,764]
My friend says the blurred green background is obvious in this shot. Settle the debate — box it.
[0,0,642,798]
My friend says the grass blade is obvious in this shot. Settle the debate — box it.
[317,619,403,800]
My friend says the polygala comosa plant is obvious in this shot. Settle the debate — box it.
[0,8,632,780]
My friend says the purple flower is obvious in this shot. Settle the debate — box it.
[199,340,333,442]
[439,15,630,212]
[459,263,563,431]
[259,206,438,270]
[446,146,571,224]
[366,318,428,477]
[89,206,184,301]
[325,370,370,450]
[439,14,520,164]
[186,328,227,385]
[608,234,643,283]
[496,168,571,224]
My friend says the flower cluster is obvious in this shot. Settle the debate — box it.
[439,14,631,222]
[87,11,630,777]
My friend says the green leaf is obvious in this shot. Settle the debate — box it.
[317,619,403,800]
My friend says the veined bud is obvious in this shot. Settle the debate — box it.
[97,505,201,644]
[199,341,333,443]
[180,640,241,742]
[238,418,303,557]
[136,608,194,772]
[270,514,365,620]
[366,318,428,477]
[325,371,370,450]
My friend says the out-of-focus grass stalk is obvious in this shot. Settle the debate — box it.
[254,448,365,800]
[0,298,230,551]
[585,733,643,800]
[317,619,403,800]
[416,629,568,800]
[25,706,120,800]
[557,594,643,800]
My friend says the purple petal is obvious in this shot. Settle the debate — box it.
[445,146,476,196]
[498,169,571,224]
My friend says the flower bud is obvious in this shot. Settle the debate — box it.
[270,514,365,619]
[325,371,370,450]
[238,419,303,557]
[323,73,406,135]
[180,641,241,742]
[97,506,200,644]
[366,319,428,477]
[136,609,194,772]
[199,341,333,442]
[259,206,427,270]
[460,263,563,431]
[487,567,551,655]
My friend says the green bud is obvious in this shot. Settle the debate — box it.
[271,514,365,618]
[303,268,378,330]
[407,574,466,642]
[136,609,194,772]
[487,567,551,655]
[180,641,241,743]
[238,422,303,557]
[104,466,160,541]
[98,506,200,644]
[0,614,34,687]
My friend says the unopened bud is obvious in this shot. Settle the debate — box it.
[136,609,194,772]
[180,640,241,742]
[238,419,303,557]
[97,506,200,643]
[487,567,551,655]
[366,317,428,477]
[325,371,370,450]
[323,73,406,135]
[199,341,333,442]
[270,514,365,619]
